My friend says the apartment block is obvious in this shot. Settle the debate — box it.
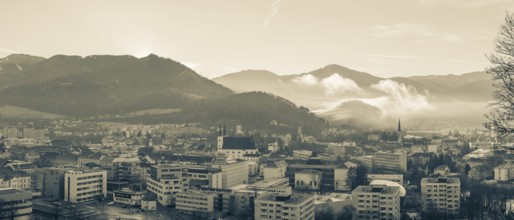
[254,192,315,220]
[421,177,461,215]
[352,184,401,220]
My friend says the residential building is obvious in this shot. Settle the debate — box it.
[421,176,461,215]
[494,163,514,181]
[254,192,315,220]
[262,161,287,180]
[352,184,401,220]
[374,152,407,172]
[0,188,32,220]
[33,168,67,200]
[146,164,185,206]
[64,169,107,203]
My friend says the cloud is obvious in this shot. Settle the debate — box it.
[292,74,318,86]
[363,79,434,116]
[371,23,464,43]
[321,74,362,95]
[363,54,421,60]
[0,48,18,54]
[262,0,285,28]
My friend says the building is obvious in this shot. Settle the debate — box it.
[33,168,67,200]
[3,127,19,138]
[175,191,215,216]
[113,188,145,206]
[374,152,407,172]
[294,170,321,191]
[421,176,461,216]
[183,166,223,189]
[146,164,185,206]
[254,192,315,220]
[334,166,350,191]
[0,188,32,220]
[286,161,347,192]
[352,184,401,220]
[494,163,514,181]
[212,159,248,188]
[367,174,404,186]
[262,161,287,180]
[111,155,142,182]
[64,169,107,203]
[216,126,259,160]
[0,169,31,191]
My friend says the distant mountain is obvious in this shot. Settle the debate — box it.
[0,54,327,133]
[317,100,393,128]
[214,65,494,128]
[0,54,45,75]
[0,54,232,116]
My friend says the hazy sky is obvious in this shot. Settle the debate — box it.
[1,0,514,78]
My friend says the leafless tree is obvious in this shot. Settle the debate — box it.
[486,12,514,137]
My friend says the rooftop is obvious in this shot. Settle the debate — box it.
[257,193,313,204]
[421,177,461,184]
[0,188,30,196]
[221,136,256,150]
[352,185,401,195]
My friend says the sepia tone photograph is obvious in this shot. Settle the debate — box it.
[1,0,514,219]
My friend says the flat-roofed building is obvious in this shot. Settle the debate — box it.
[374,152,407,172]
[212,159,248,188]
[0,188,32,220]
[254,192,315,220]
[367,174,404,185]
[294,170,321,190]
[352,184,401,220]
[175,191,215,215]
[113,188,145,206]
[421,176,460,216]
[64,169,107,203]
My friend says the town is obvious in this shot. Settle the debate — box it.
[0,118,510,220]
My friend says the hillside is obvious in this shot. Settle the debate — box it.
[0,54,233,116]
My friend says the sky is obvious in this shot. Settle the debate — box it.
[1,0,514,78]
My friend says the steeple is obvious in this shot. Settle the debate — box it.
[397,119,401,133]
[218,124,222,136]
[223,124,226,136]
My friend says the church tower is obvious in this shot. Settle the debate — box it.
[397,119,403,143]
[217,124,224,149]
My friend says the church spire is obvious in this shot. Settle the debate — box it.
[397,119,401,133]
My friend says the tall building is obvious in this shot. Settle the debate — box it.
[146,164,185,206]
[0,188,32,220]
[421,176,460,216]
[3,127,19,138]
[64,169,107,203]
[494,163,514,181]
[33,168,67,200]
[352,184,401,220]
[374,152,407,173]
[212,159,248,188]
[254,192,315,220]
[111,155,142,182]
[175,191,215,215]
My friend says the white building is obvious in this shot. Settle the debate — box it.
[64,169,107,203]
[367,174,404,186]
[175,191,215,215]
[262,161,287,180]
[294,170,321,190]
[334,166,350,191]
[421,176,460,215]
[352,184,401,220]
[254,192,315,220]
[212,159,248,188]
[113,188,145,206]
[494,163,514,181]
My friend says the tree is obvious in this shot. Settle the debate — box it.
[485,12,514,137]
[464,163,471,175]
[315,204,334,220]
[336,205,355,220]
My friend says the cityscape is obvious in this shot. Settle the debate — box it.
[1,1,514,220]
